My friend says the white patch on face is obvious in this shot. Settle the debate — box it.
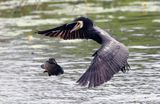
[70,21,84,33]
[77,21,83,28]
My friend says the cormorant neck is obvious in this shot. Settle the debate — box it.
[92,26,113,44]
[89,28,102,44]
[91,34,102,44]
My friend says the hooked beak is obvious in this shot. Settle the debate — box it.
[41,64,48,73]
[70,21,83,33]
[41,64,45,69]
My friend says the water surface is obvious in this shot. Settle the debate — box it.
[0,0,160,103]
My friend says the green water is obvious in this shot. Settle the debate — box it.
[0,0,160,104]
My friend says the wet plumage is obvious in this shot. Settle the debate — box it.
[38,17,130,87]
[41,58,64,76]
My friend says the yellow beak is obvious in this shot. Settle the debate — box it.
[70,21,83,33]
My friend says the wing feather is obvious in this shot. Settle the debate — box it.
[77,42,130,88]
[37,23,91,40]
[61,30,66,38]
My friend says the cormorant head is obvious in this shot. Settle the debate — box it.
[40,58,64,76]
[71,16,94,32]
[48,58,57,64]
[41,58,57,69]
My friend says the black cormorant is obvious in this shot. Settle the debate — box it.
[41,58,64,76]
[37,17,130,87]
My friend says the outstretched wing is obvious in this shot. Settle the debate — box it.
[37,23,90,40]
[77,42,130,88]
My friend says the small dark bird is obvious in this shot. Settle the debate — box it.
[37,17,130,87]
[41,58,64,76]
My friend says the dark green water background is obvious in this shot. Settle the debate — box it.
[0,0,160,103]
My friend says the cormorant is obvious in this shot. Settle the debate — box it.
[41,58,64,76]
[37,17,130,87]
